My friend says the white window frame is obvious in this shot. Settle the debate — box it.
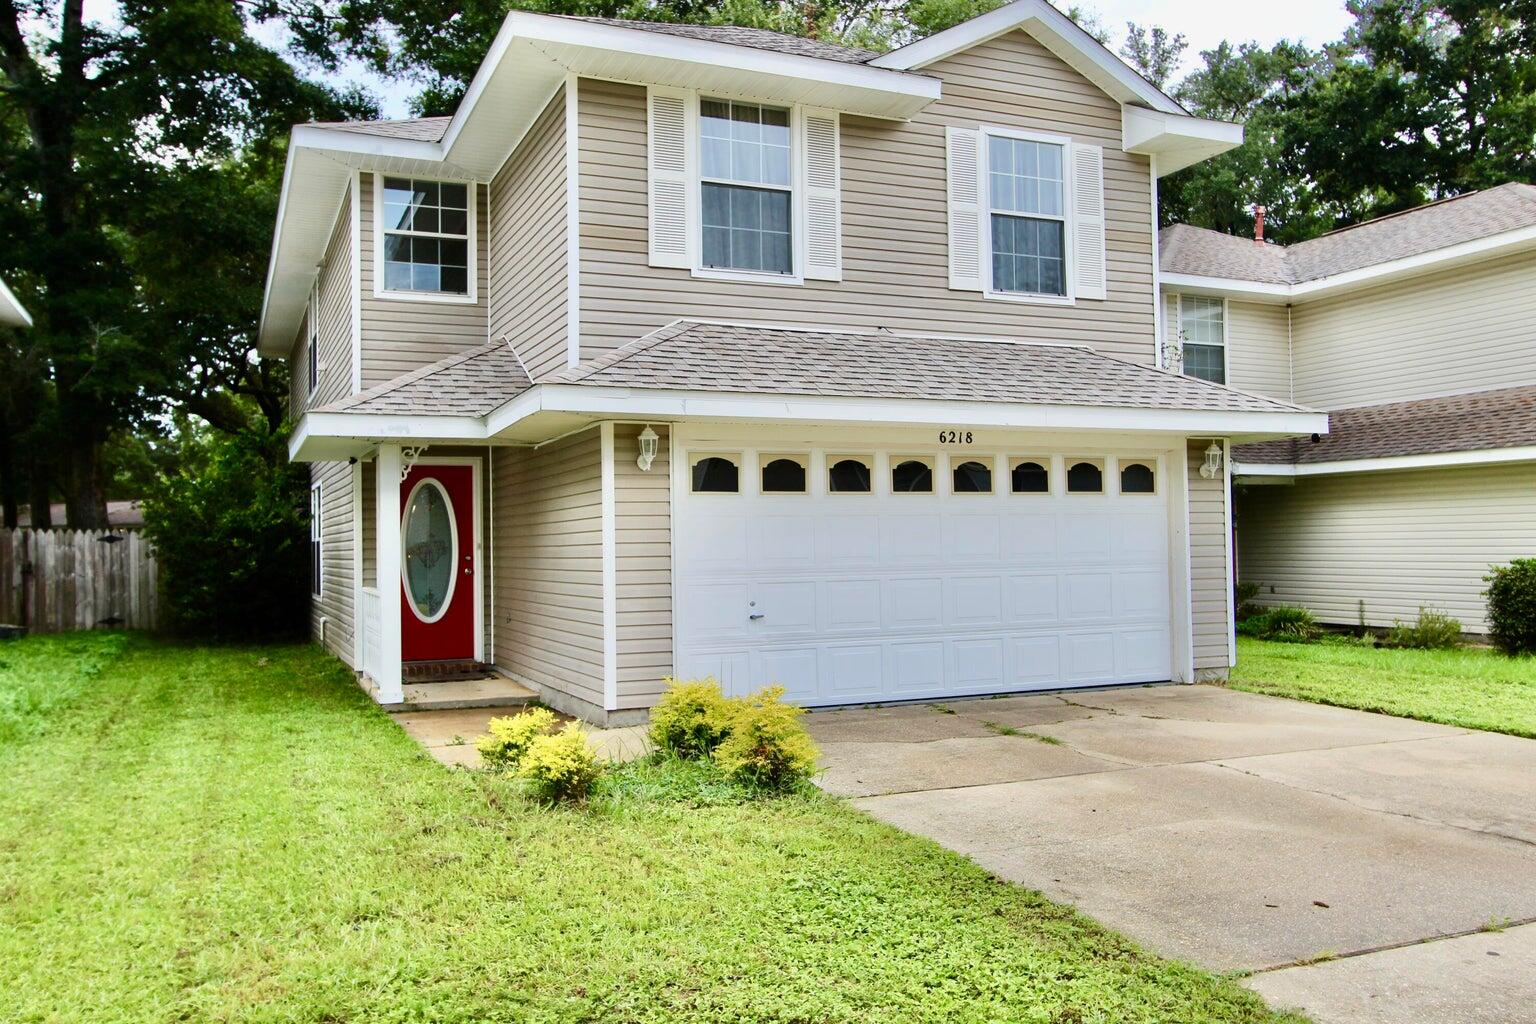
[689,452,743,494]
[980,126,1075,306]
[1177,293,1229,384]
[691,94,806,286]
[310,483,323,597]
[372,174,479,305]
[307,280,320,399]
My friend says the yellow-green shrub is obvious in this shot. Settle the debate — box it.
[475,707,558,769]
[648,677,738,758]
[518,725,602,801]
[713,686,819,792]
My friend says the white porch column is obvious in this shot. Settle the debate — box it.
[374,444,404,703]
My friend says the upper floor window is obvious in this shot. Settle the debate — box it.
[379,177,471,297]
[1179,295,1226,384]
[306,282,320,399]
[700,99,792,276]
[988,135,1066,297]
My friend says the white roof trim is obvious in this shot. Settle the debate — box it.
[1122,107,1243,177]
[290,379,1327,461]
[1162,223,1536,302]
[870,0,1185,115]
[0,278,31,328]
[1236,445,1536,478]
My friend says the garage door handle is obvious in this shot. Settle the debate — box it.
[748,613,765,621]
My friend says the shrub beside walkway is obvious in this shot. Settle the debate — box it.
[0,636,1302,1023]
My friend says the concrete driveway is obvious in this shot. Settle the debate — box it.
[806,685,1536,1024]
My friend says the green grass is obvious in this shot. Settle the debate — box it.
[0,635,1303,1024]
[1230,637,1536,738]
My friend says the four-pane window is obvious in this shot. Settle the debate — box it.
[382,178,470,295]
[700,99,793,275]
[988,136,1066,296]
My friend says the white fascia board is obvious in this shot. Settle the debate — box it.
[871,0,1183,115]
[1122,107,1243,176]
[0,277,31,328]
[288,124,446,163]
[517,383,1328,437]
[289,411,491,462]
[1236,445,1536,479]
[1161,224,1536,303]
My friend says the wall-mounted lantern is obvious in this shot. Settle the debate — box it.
[636,426,659,472]
[1199,441,1225,480]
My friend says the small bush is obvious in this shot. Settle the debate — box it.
[1386,607,1463,650]
[1239,605,1319,643]
[1485,559,1536,655]
[1318,631,1377,649]
[518,725,602,801]
[713,686,819,792]
[648,677,739,758]
[1235,580,1263,620]
[476,707,558,769]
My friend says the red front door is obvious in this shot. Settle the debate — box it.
[401,463,476,662]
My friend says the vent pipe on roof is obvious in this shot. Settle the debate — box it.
[1253,205,1267,243]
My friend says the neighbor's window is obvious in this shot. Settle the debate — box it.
[952,458,994,494]
[691,454,740,493]
[828,456,872,493]
[701,99,792,275]
[309,484,322,596]
[988,134,1066,296]
[1180,295,1225,383]
[381,177,470,295]
[1120,462,1156,494]
[891,456,934,494]
[1067,461,1103,493]
[1010,459,1049,494]
[761,455,807,494]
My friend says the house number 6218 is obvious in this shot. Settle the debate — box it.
[938,430,975,444]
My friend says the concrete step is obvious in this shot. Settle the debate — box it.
[387,674,539,711]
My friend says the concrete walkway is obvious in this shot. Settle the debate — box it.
[806,685,1536,1024]
[391,705,652,767]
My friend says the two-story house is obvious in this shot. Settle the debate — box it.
[260,0,1324,723]
[1160,183,1536,635]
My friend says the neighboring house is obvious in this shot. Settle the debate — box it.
[1160,183,1536,634]
[16,500,145,529]
[261,0,1324,723]
[0,278,31,328]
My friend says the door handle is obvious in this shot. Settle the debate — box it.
[749,613,765,621]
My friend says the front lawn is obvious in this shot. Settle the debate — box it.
[0,634,1299,1023]
[1231,637,1536,738]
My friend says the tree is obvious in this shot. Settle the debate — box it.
[1120,22,1186,88]
[0,1,369,526]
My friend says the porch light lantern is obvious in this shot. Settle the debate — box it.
[1199,441,1224,480]
[636,426,660,472]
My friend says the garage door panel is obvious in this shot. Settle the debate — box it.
[755,648,819,703]
[1115,569,1167,619]
[888,641,946,695]
[886,578,945,629]
[1114,514,1168,561]
[821,644,884,700]
[952,638,1006,693]
[1009,635,1063,687]
[1008,575,1060,624]
[681,582,750,640]
[817,515,881,565]
[750,581,817,636]
[949,576,1005,626]
[749,516,817,570]
[945,514,1002,562]
[1001,513,1058,563]
[1062,572,1115,622]
[823,579,882,633]
[680,515,749,570]
[1118,628,1172,679]
[881,515,944,565]
[1059,513,1114,562]
[679,651,750,694]
[1063,631,1118,682]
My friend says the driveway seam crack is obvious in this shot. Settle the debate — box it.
[1248,916,1536,974]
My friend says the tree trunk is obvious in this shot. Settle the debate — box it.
[26,458,51,530]
[63,433,107,528]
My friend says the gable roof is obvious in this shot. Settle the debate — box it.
[308,116,452,143]
[315,340,532,417]
[1235,385,1536,467]
[1162,183,1536,290]
[561,16,879,64]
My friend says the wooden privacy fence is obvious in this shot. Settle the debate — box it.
[0,529,159,633]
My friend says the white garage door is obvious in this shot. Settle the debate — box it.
[674,444,1174,706]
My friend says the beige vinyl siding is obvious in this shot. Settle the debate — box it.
[1188,440,1231,674]
[1237,462,1536,634]
[614,424,673,709]
[492,430,605,710]
[360,459,376,587]
[287,309,308,420]
[290,190,356,417]
[488,86,569,379]
[1226,300,1291,401]
[311,459,356,665]
[358,171,490,386]
[576,29,1155,361]
[1290,250,1536,409]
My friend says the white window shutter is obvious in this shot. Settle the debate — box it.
[946,127,983,291]
[800,109,841,281]
[647,88,691,269]
[1071,142,1107,300]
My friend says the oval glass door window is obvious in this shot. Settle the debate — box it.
[402,479,458,623]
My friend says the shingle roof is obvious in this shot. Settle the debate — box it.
[552,321,1310,414]
[1162,184,1536,285]
[560,16,880,64]
[1235,386,1536,466]
[315,341,532,416]
[308,116,453,143]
